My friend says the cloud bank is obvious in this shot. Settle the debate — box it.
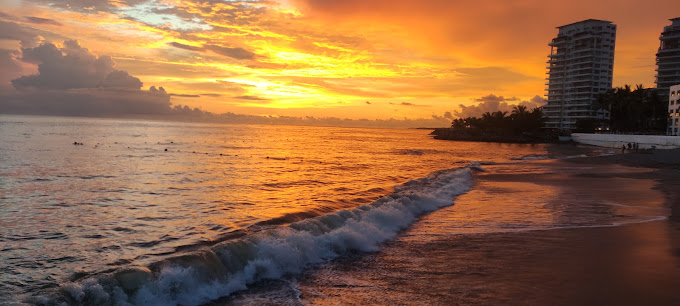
[454,94,546,118]
[0,39,546,129]
[1,40,170,117]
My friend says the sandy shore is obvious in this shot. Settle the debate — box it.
[295,150,680,305]
[566,148,680,222]
[218,148,680,305]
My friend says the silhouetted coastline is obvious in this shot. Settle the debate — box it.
[429,127,558,143]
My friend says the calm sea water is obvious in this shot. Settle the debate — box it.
[0,115,658,305]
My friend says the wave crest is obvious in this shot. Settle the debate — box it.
[34,167,474,306]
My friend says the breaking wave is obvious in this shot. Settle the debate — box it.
[31,167,476,305]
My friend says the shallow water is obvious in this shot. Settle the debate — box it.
[280,162,676,306]
[0,115,633,304]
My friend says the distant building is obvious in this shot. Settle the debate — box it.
[668,84,680,135]
[656,18,680,99]
[544,19,616,131]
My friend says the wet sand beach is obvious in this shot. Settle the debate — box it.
[222,149,680,305]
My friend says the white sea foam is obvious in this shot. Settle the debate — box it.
[40,167,474,305]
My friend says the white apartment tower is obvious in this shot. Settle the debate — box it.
[544,19,616,130]
[668,84,680,135]
[656,18,680,98]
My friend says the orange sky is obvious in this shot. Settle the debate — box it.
[0,0,678,120]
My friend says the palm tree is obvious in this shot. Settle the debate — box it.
[596,84,666,133]
[451,118,466,129]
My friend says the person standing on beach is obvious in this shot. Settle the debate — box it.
[622,145,626,154]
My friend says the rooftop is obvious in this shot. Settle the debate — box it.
[557,19,614,29]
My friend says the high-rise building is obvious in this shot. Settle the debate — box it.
[544,19,616,131]
[656,18,680,98]
[667,84,680,135]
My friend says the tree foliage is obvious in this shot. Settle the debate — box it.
[594,85,666,133]
[450,106,545,136]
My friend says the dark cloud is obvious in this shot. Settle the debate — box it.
[0,88,170,117]
[0,17,69,48]
[520,95,547,109]
[162,106,455,129]
[2,40,170,117]
[400,102,429,107]
[204,45,256,60]
[23,0,149,13]
[235,95,268,100]
[168,42,203,52]
[24,16,62,26]
[0,11,14,20]
[430,111,455,122]
[454,94,546,118]
[365,101,371,104]
[474,94,519,103]
[168,41,256,60]
[12,40,142,90]
[169,93,201,98]
[387,101,428,107]
[0,49,25,89]
[199,93,223,97]
[0,20,45,46]
[101,70,142,89]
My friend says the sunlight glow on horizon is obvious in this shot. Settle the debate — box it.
[1,0,678,120]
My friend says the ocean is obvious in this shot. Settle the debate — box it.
[0,115,668,305]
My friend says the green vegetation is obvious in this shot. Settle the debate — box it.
[584,85,666,134]
[449,105,546,136]
[432,106,550,143]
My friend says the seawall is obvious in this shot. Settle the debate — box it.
[571,133,680,149]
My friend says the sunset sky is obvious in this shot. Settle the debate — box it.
[1,0,679,123]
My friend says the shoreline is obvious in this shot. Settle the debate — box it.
[219,149,680,305]
[429,127,559,144]
[564,148,680,221]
